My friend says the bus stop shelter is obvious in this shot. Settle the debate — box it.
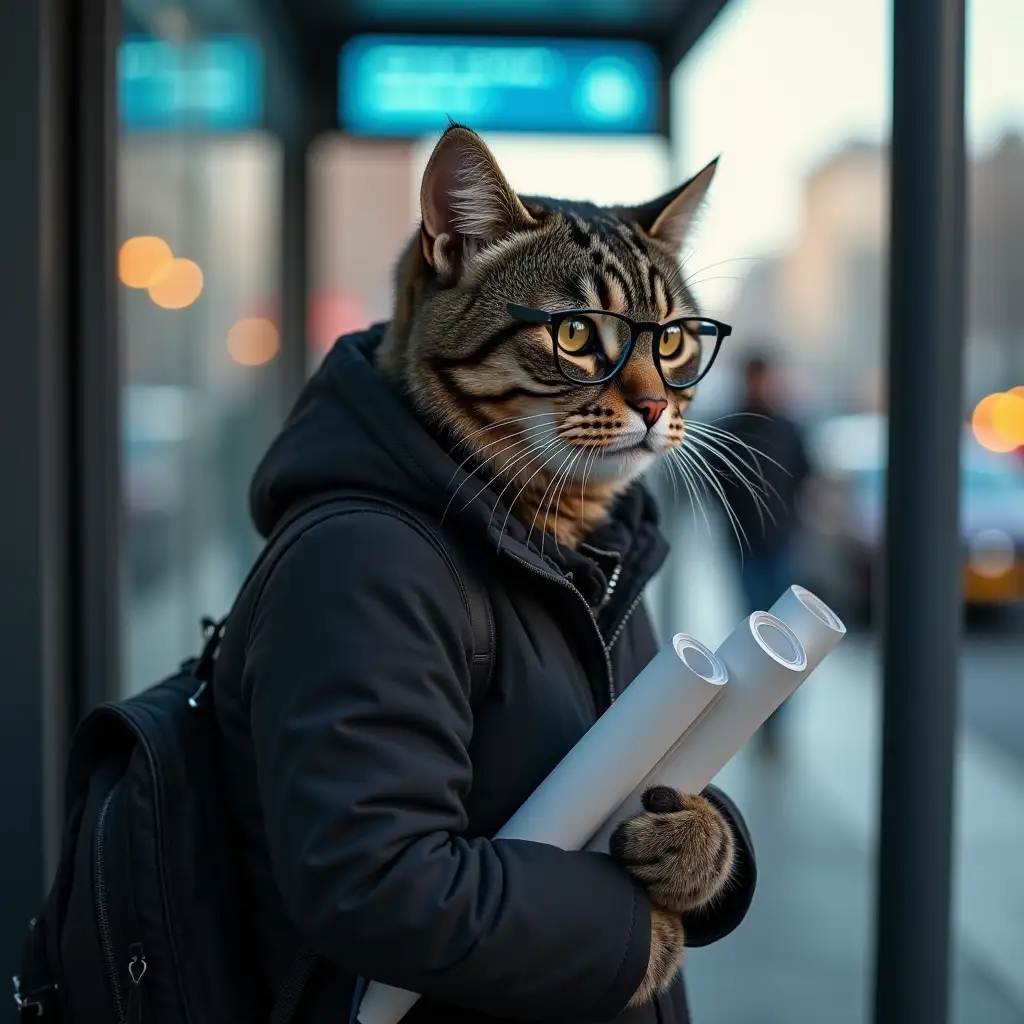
[0,0,966,1021]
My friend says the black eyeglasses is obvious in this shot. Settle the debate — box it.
[507,302,731,390]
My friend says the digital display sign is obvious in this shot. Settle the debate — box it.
[120,36,263,131]
[338,34,660,136]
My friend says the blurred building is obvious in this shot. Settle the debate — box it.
[727,133,1024,416]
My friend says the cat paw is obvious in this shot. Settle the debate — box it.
[610,786,736,915]
[626,904,685,1008]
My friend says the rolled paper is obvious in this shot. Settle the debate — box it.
[356,634,728,1024]
[588,611,814,853]
[498,634,727,847]
[770,584,847,666]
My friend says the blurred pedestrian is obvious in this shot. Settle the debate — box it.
[722,350,812,756]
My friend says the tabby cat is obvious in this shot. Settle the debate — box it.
[379,123,737,1006]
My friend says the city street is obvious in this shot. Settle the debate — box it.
[661,520,1024,1023]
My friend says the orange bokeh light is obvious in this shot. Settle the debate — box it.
[118,236,173,289]
[992,390,1024,448]
[227,317,280,366]
[147,258,204,309]
[972,392,1022,452]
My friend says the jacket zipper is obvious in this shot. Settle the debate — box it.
[599,563,623,611]
[504,550,617,708]
[127,942,147,1024]
[94,789,127,1024]
[607,590,646,650]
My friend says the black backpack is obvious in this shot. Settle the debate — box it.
[14,493,494,1024]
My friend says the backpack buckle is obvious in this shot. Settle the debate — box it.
[12,975,55,1017]
[187,617,227,708]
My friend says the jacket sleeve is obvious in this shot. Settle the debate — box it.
[243,512,651,1021]
[681,785,757,947]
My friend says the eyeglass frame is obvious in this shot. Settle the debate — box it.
[506,302,732,390]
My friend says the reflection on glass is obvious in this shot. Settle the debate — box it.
[119,27,282,693]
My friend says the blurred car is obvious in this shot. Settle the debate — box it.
[798,412,1024,619]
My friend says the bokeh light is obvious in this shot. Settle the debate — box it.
[972,391,1024,452]
[310,291,369,355]
[226,317,280,366]
[118,236,173,288]
[992,390,1024,448]
[147,258,204,309]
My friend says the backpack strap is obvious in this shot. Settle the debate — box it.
[191,492,495,705]
[268,948,319,1024]
[245,492,495,703]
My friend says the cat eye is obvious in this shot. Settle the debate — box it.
[556,318,594,354]
[659,325,683,359]
[507,302,731,390]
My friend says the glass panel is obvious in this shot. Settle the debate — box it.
[119,20,283,692]
[955,2,1024,1019]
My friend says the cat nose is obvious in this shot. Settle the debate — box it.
[628,397,667,429]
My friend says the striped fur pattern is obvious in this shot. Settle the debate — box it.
[627,903,686,1009]
[611,786,736,914]
[379,124,718,549]
[614,785,737,1007]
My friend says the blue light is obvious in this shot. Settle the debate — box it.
[576,57,645,123]
[120,36,263,132]
[339,35,660,136]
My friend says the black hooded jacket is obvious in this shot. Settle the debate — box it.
[212,326,756,1024]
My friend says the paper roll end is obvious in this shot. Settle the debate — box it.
[671,634,728,685]
[787,585,847,637]
[748,612,807,672]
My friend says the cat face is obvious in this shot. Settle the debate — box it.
[381,124,723,538]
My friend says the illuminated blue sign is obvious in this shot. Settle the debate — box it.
[338,35,660,136]
[119,36,263,131]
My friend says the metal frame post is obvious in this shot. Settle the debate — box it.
[280,127,312,414]
[873,2,966,1022]
[0,0,74,966]
[71,0,122,713]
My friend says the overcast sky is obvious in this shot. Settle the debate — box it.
[673,0,1024,314]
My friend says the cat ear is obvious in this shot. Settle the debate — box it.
[420,123,535,277]
[616,157,719,252]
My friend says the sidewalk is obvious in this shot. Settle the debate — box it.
[659,519,1024,1023]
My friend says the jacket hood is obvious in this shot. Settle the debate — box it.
[250,325,668,584]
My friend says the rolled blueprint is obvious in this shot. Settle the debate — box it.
[356,634,728,1024]
[770,584,847,666]
[588,609,828,852]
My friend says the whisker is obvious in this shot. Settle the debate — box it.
[683,432,778,529]
[447,411,553,458]
[674,445,749,553]
[530,445,578,554]
[687,419,793,480]
[478,436,563,522]
[680,254,765,288]
[497,443,567,550]
[684,425,790,522]
[548,446,587,556]
[670,449,712,540]
[579,444,601,532]
[688,446,751,552]
[443,432,536,523]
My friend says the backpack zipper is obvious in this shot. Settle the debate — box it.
[94,789,127,1023]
